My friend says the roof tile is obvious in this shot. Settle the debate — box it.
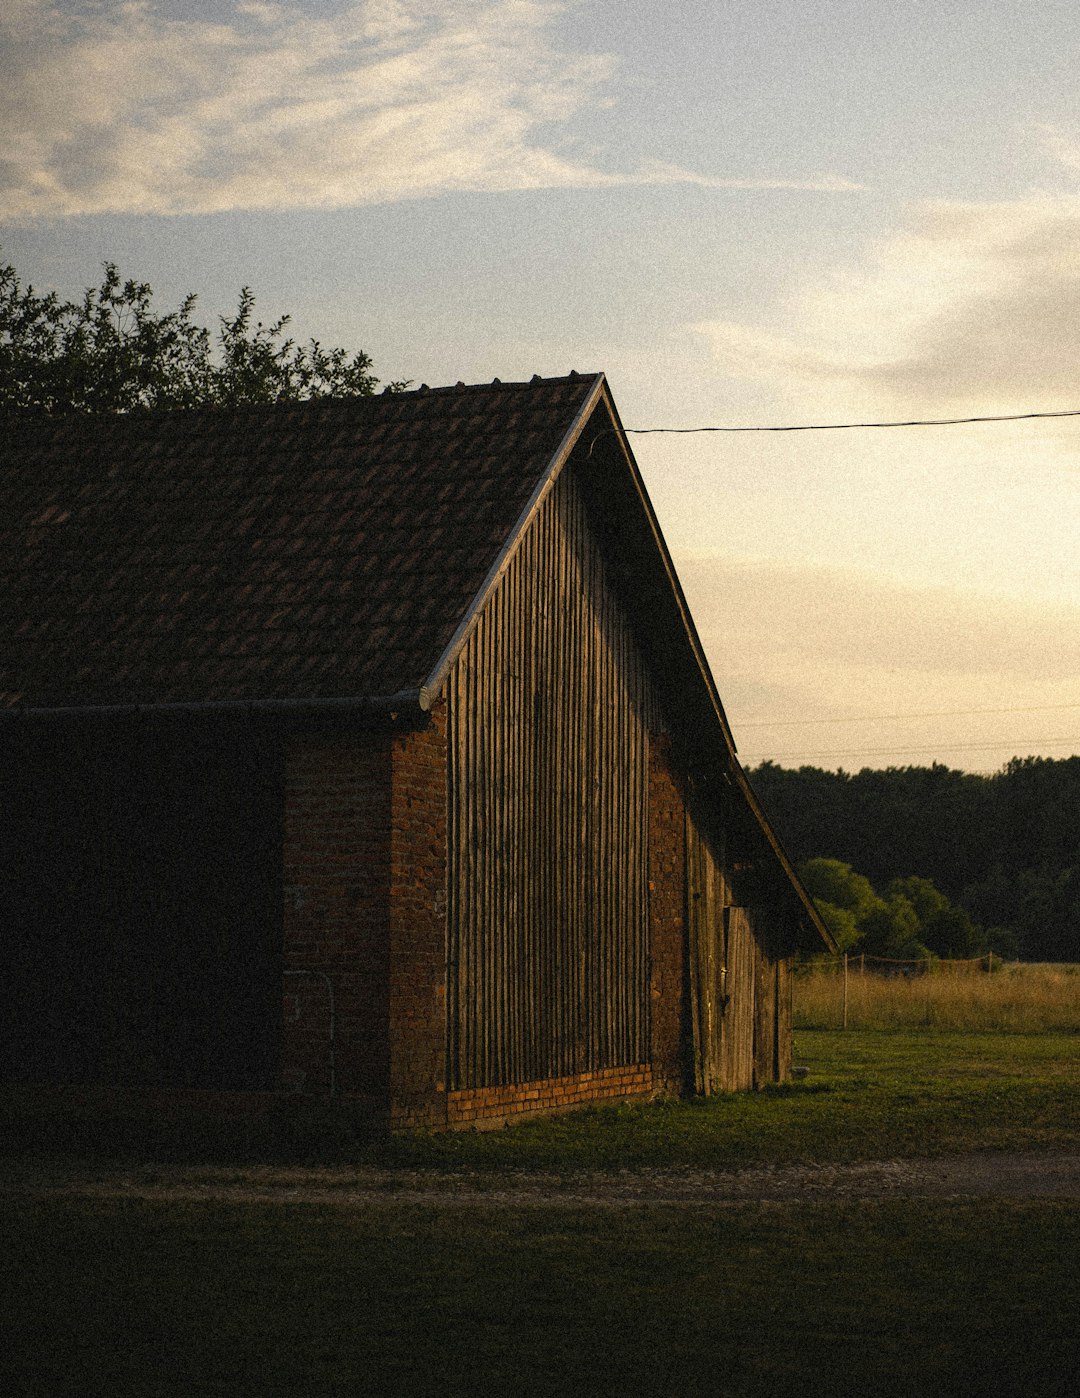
[0,375,598,709]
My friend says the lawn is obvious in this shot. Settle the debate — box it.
[2,1193,1077,1397]
[2,1028,1078,1396]
[4,1028,1078,1171]
[364,1028,1080,1174]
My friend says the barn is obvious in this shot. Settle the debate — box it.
[0,372,832,1130]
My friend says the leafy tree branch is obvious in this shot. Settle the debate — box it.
[0,255,407,417]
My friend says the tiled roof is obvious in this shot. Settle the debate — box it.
[0,375,600,710]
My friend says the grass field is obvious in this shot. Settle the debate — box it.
[2,1027,1078,1396]
[3,1193,1077,1397]
[795,960,1080,1033]
[361,1027,1080,1173]
[4,1028,1078,1172]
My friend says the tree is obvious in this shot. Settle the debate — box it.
[887,875,982,958]
[0,255,406,417]
[798,858,950,960]
[752,755,1080,961]
[858,891,927,961]
[798,858,881,953]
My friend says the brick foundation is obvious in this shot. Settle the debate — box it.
[278,706,450,1130]
[446,1063,654,1129]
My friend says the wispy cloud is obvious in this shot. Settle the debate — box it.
[693,181,1080,417]
[0,1,859,220]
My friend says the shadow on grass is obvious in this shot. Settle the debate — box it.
[2,1029,1077,1173]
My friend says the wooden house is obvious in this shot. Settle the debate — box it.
[0,373,832,1129]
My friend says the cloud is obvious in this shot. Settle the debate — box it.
[693,185,1080,417]
[674,553,1080,769]
[0,1,860,220]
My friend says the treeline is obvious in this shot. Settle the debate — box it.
[797,859,985,961]
[748,756,1080,963]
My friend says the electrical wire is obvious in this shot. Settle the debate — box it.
[612,406,1080,762]
[740,735,1080,763]
[624,406,1080,434]
[737,701,1080,729]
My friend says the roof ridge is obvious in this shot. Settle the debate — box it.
[1,373,606,433]
[412,372,599,396]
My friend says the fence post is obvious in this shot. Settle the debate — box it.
[842,952,849,1030]
[924,955,932,1025]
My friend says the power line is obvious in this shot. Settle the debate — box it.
[624,406,1080,434]
[740,735,1080,763]
[737,701,1080,729]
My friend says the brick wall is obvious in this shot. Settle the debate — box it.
[279,709,692,1130]
[281,733,392,1112]
[387,701,449,1130]
[279,708,450,1129]
[648,733,688,1096]
[447,1064,653,1129]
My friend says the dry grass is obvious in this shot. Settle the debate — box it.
[795,960,1080,1032]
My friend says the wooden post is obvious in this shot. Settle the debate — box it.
[924,955,932,1025]
[842,952,849,1030]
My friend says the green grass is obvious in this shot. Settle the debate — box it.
[369,1029,1080,1173]
[3,1032,1078,1396]
[3,1194,1077,1397]
[5,1029,1078,1171]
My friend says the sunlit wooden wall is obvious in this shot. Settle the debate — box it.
[446,468,656,1090]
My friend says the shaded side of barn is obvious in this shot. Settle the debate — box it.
[0,373,831,1132]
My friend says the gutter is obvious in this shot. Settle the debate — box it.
[0,688,424,721]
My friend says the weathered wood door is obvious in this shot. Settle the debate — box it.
[686,821,799,1092]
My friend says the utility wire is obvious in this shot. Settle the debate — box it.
[624,406,1080,434]
[737,701,1080,729]
[740,735,1080,763]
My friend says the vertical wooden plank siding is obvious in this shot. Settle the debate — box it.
[722,907,758,1092]
[446,470,653,1090]
[753,946,777,1088]
[776,958,793,1081]
[685,814,731,1094]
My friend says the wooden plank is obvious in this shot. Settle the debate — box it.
[776,957,793,1082]
[685,814,706,1094]
[446,467,653,1090]
[730,907,757,1091]
[753,933,774,1088]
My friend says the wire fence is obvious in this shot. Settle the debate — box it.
[803,951,1000,977]
[793,954,1077,1032]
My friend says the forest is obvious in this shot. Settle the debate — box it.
[748,756,1080,964]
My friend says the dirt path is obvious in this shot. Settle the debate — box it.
[4,1152,1080,1208]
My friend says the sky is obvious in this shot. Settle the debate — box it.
[4,0,1080,773]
